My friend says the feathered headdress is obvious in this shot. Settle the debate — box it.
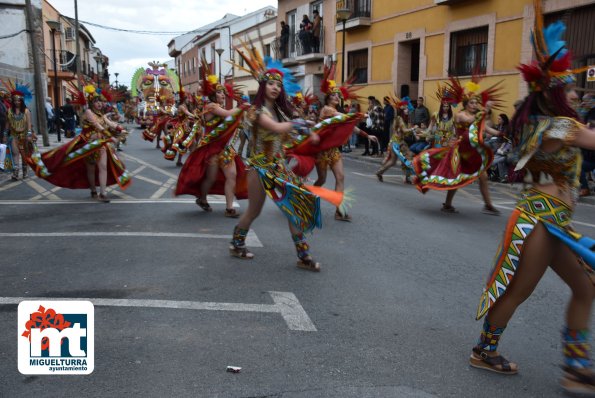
[387,94,414,112]
[320,63,361,101]
[291,90,317,110]
[233,40,300,96]
[518,0,586,92]
[439,75,503,109]
[66,80,122,106]
[200,58,242,101]
[1,79,33,106]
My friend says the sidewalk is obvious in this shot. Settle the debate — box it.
[341,146,595,206]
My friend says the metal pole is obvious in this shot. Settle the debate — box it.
[24,0,49,146]
[74,0,82,89]
[51,30,61,142]
[341,19,346,84]
[218,53,222,83]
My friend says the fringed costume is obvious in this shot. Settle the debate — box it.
[470,2,595,392]
[33,82,130,193]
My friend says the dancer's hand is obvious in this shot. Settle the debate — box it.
[368,135,378,143]
[308,133,320,145]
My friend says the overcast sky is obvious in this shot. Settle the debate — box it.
[48,0,277,89]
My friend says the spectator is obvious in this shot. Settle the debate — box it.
[409,122,431,154]
[280,21,290,59]
[367,96,383,156]
[312,9,322,53]
[45,97,54,133]
[411,96,430,127]
[346,102,360,151]
[61,98,76,138]
[298,15,313,54]
[382,96,394,154]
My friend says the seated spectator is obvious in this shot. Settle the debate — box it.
[409,122,431,154]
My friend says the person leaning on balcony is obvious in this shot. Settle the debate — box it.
[299,15,313,55]
[280,21,289,59]
[312,9,322,53]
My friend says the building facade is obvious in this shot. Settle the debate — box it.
[334,0,595,115]
[275,0,337,98]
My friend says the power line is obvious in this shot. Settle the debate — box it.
[74,18,200,36]
[0,29,28,40]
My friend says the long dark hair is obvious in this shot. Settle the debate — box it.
[511,85,577,142]
[11,97,26,113]
[440,102,453,120]
[253,80,295,119]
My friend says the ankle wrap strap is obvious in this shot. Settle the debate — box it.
[292,233,310,260]
[231,225,249,248]
[477,318,506,352]
[563,327,592,369]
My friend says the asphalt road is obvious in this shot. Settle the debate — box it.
[1,126,594,397]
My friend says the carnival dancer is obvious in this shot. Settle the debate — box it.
[33,83,130,202]
[175,62,247,217]
[228,43,351,271]
[0,80,45,180]
[310,64,377,221]
[470,2,595,394]
[429,100,456,148]
[376,97,416,183]
[142,95,174,149]
[168,90,197,166]
[412,80,502,215]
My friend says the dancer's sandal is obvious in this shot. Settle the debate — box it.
[469,347,518,375]
[335,210,352,222]
[376,172,383,182]
[229,244,254,259]
[560,366,595,395]
[90,190,98,199]
[196,198,212,212]
[296,256,321,272]
[98,194,110,203]
[441,203,458,213]
[224,208,240,218]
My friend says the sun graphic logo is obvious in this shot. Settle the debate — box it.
[18,301,94,375]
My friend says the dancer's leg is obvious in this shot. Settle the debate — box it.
[198,158,219,205]
[314,163,327,187]
[230,170,266,259]
[221,161,237,212]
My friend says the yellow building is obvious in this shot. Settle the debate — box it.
[335,0,595,115]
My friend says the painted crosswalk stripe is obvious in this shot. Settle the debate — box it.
[0,291,316,331]
[0,230,263,247]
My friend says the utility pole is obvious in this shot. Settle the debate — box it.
[74,0,82,89]
[25,0,49,146]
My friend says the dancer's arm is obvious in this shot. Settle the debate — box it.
[257,112,319,144]
[569,123,595,150]
[179,103,195,119]
[205,102,236,118]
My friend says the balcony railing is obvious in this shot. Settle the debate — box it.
[272,26,325,60]
[47,50,77,73]
[337,0,371,18]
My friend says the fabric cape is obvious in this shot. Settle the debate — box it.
[175,106,248,199]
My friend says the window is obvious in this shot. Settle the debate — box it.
[65,27,74,41]
[348,49,368,84]
[264,44,271,58]
[449,26,488,76]
[310,1,323,17]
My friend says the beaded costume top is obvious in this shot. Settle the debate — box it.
[516,116,582,192]
[249,106,288,162]
[7,109,27,134]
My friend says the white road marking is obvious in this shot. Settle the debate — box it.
[0,198,229,205]
[124,153,179,179]
[0,230,263,247]
[134,174,164,186]
[0,291,316,331]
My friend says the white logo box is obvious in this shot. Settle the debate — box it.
[18,300,94,375]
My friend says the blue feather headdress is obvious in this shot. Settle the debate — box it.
[233,40,300,97]
[1,79,33,106]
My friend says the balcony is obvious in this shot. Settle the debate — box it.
[271,27,325,64]
[47,50,78,76]
[335,0,371,31]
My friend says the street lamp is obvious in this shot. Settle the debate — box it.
[215,48,225,83]
[336,5,352,84]
[114,72,119,88]
[47,20,62,142]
